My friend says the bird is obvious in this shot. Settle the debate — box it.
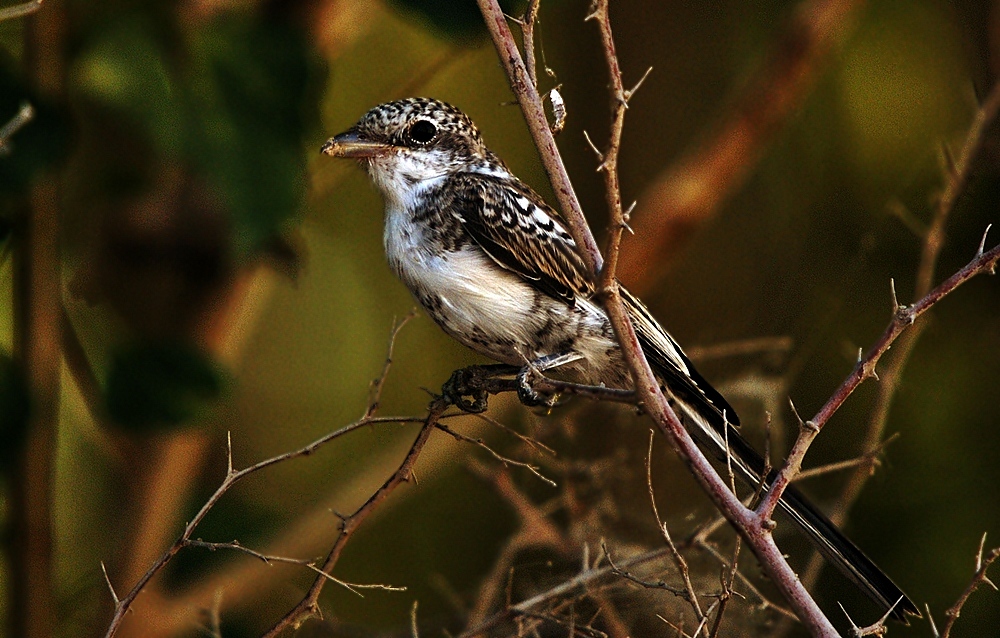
[321,97,918,621]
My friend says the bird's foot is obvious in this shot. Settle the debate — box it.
[516,366,558,408]
[443,364,517,413]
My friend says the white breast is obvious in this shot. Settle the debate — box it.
[382,204,621,382]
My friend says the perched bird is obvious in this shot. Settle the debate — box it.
[322,97,918,621]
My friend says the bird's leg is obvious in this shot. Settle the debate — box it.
[517,352,583,407]
[443,363,520,413]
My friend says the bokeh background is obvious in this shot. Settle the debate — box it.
[1,0,999,636]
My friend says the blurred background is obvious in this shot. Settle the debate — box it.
[1,0,999,636]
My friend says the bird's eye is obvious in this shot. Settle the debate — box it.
[407,120,437,144]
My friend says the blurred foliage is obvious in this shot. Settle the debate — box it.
[70,13,317,254]
[104,340,224,431]
[0,0,998,637]
[388,0,527,45]
[0,55,68,211]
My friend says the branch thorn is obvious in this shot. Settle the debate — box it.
[889,278,900,313]
[624,66,654,102]
[101,561,120,605]
[582,130,604,163]
[226,431,234,475]
[976,223,992,258]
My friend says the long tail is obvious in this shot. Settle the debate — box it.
[677,401,919,621]
[618,286,918,620]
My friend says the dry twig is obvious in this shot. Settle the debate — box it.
[936,533,1000,638]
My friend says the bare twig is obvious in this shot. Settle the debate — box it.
[365,310,417,418]
[101,412,429,637]
[916,79,1000,297]
[0,102,34,155]
[461,545,671,637]
[646,431,707,629]
[757,231,1000,520]
[183,539,406,597]
[585,0,648,293]
[792,433,899,482]
[435,421,556,486]
[0,0,43,22]
[476,0,603,276]
[603,541,687,597]
[260,403,445,637]
[938,533,1000,638]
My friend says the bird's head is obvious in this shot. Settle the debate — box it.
[322,98,503,203]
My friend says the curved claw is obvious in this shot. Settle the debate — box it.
[516,367,557,408]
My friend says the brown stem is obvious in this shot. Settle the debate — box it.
[101,414,428,637]
[477,1,841,633]
[619,0,866,292]
[940,534,1000,638]
[9,5,64,638]
[758,237,1000,520]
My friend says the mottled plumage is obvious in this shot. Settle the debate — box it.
[322,97,917,621]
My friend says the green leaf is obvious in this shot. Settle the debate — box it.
[105,341,224,431]
[72,17,182,154]
[185,16,317,253]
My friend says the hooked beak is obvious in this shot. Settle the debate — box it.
[320,130,388,158]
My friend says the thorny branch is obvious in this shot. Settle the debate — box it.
[102,414,430,637]
[757,228,1000,521]
[477,0,1000,633]
[935,533,1000,638]
[645,431,707,631]
[779,79,1000,633]
[477,0,843,633]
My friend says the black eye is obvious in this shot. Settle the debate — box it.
[407,120,437,144]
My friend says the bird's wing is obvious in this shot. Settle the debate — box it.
[448,172,593,302]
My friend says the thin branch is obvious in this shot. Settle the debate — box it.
[365,309,417,418]
[0,0,43,22]
[603,542,687,597]
[183,539,406,597]
[792,433,899,482]
[916,79,1000,297]
[939,533,1000,638]
[646,430,706,630]
[0,102,34,155]
[435,421,556,486]
[101,413,428,637]
[586,0,637,294]
[758,232,1000,520]
[475,0,603,275]
[460,545,676,637]
[260,401,445,637]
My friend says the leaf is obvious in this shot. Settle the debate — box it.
[185,16,317,253]
[105,341,224,431]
